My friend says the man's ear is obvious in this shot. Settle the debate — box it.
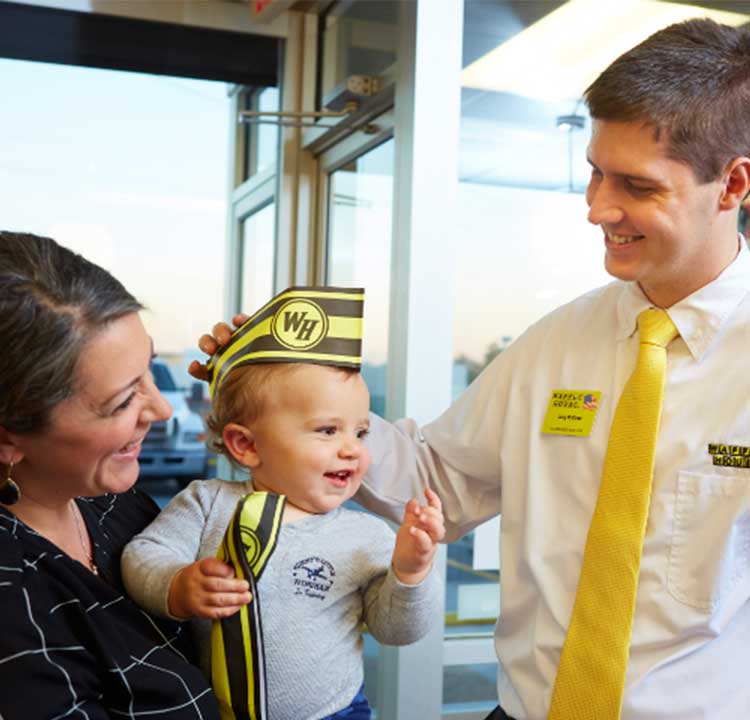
[222,423,261,468]
[0,426,24,467]
[718,156,750,211]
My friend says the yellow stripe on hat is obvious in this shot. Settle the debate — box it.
[225,350,361,366]
[209,317,273,394]
[328,316,362,339]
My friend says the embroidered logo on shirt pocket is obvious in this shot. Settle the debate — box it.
[667,471,750,611]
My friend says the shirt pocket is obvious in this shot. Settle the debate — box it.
[667,470,750,612]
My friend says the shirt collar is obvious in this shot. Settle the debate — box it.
[616,237,750,360]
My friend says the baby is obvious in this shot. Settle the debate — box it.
[122,286,443,720]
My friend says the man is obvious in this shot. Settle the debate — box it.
[196,18,750,720]
[357,18,750,720]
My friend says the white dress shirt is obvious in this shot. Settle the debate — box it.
[358,241,750,719]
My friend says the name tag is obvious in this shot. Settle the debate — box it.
[542,390,602,437]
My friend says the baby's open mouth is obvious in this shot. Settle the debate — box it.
[326,470,353,487]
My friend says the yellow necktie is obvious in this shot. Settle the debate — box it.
[548,308,679,720]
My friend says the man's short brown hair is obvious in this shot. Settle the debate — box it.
[585,18,750,183]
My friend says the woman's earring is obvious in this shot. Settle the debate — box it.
[0,462,20,506]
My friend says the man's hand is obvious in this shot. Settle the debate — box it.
[168,557,252,619]
[187,313,250,381]
[391,488,445,586]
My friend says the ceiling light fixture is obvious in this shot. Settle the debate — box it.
[461,0,748,103]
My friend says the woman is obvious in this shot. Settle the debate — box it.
[0,232,220,719]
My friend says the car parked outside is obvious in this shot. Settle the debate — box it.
[140,360,211,486]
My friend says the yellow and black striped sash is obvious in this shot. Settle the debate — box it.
[211,492,285,720]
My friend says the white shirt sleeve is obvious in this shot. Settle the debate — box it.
[357,348,510,542]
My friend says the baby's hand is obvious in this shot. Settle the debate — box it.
[391,488,445,586]
[168,557,252,619]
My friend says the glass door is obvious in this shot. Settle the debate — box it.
[310,115,394,715]
[324,138,394,417]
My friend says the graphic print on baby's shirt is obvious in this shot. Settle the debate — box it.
[292,556,335,600]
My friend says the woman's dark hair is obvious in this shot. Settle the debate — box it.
[0,232,143,433]
[586,18,750,183]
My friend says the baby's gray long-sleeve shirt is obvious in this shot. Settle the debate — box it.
[121,479,440,719]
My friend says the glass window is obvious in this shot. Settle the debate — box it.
[454,0,750,426]
[240,202,276,312]
[1,56,228,369]
[325,139,393,417]
[1,57,230,498]
[324,137,395,715]
[242,86,280,180]
[452,184,608,397]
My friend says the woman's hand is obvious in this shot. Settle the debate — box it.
[187,313,249,381]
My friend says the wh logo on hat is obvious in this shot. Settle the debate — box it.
[272,299,329,350]
[206,286,364,398]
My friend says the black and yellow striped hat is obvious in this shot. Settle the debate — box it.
[207,286,364,398]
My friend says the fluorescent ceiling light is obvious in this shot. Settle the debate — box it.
[462,0,748,102]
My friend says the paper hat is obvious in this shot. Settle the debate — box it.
[207,286,364,397]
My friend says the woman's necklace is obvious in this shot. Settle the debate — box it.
[71,501,99,576]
